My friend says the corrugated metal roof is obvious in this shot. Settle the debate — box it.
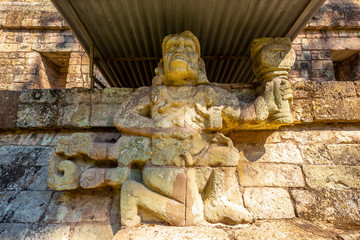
[51,0,325,88]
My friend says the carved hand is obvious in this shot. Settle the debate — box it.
[258,78,293,124]
[195,103,223,130]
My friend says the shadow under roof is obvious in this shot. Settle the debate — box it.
[51,0,325,88]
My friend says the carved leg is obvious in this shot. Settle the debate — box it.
[203,168,253,224]
[80,167,129,188]
[120,180,185,226]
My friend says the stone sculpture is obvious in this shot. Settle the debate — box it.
[48,31,295,226]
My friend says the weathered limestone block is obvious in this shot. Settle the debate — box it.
[59,88,91,104]
[291,189,360,228]
[0,165,37,191]
[300,144,360,166]
[292,99,314,123]
[44,190,112,223]
[90,104,118,127]
[4,191,52,223]
[24,224,71,240]
[99,88,134,104]
[113,226,229,240]
[0,145,52,166]
[303,165,360,190]
[327,144,360,165]
[0,90,20,128]
[0,191,21,221]
[299,144,333,165]
[233,219,335,240]
[0,223,31,240]
[57,103,90,127]
[239,163,305,187]
[280,128,337,144]
[17,104,58,128]
[237,143,302,164]
[72,224,114,240]
[243,187,295,219]
[19,89,59,104]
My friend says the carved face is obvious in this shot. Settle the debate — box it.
[162,35,199,85]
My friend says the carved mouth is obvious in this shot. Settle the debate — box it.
[170,54,189,63]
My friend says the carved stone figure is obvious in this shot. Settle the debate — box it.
[48,31,295,226]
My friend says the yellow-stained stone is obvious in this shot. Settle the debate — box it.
[48,32,296,227]
[303,165,360,190]
[243,187,295,219]
[239,163,305,187]
[72,224,114,240]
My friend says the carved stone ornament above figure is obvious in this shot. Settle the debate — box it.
[48,31,296,227]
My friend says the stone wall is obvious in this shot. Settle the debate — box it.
[0,85,359,239]
[1,0,360,90]
[0,0,359,239]
[0,0,107,90]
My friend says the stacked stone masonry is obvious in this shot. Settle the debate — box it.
[0,0,107,90]
[0,0,360,239]
[0,85,359,239]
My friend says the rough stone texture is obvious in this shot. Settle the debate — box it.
[0,0,359,238]
[327,144,360,165]
[113,226,229,240]
[303,165,360,190]
[0,223,30,240]
[111,219,345,240]
[239,163,305,187]
[243,187,295,219]
[0,91,19,128]
[3,191,52,223]
[58,104,91,127]
[291,189,360,228]
[0,146,52,166]
[233,219,336,240]
[90,104,118,127]
[237,143,303,164]
[299,144,334,165]
[0,1,107,90]
[72,224,114,240]
[45,190,112,223]
[300,143,360,165]
[24,224,71,240]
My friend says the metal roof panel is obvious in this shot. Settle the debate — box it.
[51,0,325,87]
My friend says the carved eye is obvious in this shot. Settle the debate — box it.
[185,45,194,52]
[168,46,176,52]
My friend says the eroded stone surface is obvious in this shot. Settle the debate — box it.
[4,191,52,223]
[0,223,30,240]
[72,224,114,240]
[303,165,360,190]
[243,187,295,219]
[45,190,112,223]
[113,226,229,240]
[239,163,305,187]
[237,143,302,164]
[233,219,334,240]
[24,224,70,240]
[291,189,360,228]
[299,144,333,165]
[48,32,296,227]
[0,146,52,166]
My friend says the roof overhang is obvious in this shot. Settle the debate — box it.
[51,0,325,88]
